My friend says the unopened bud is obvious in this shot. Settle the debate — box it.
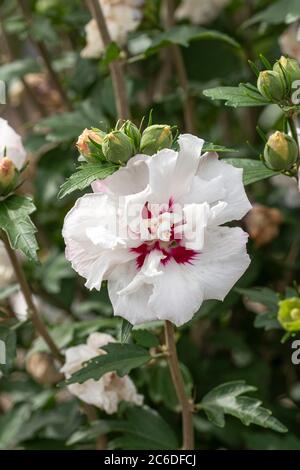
[120,120,141,153]
[278,298,300,332]
[273,56,300,90]
[257,70,287,102]
[140,124,173,156]
[263,131,298,171]
[102,130,134,164]
[76,128,105,159]
[0,157,18,196]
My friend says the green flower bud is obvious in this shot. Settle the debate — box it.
[278,297,300,332]
[273,56,300,89]
[263,131,298,171]
[102,130,134,164]
[120,120,141,153]
[76,128,105,160]
[257,70,287,102]
[140,124,173,156]
[0,157,18,196]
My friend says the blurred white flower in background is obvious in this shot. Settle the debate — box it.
[271,175,300,208]
[280,22,300,62]
[0,118,27,170]
[81,0,145,58]
[63,134,251,327]
[61,332,143,414]
[175,0,229,25]
[0,241,15,289]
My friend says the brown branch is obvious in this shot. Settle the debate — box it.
[1,231,63,363]
[16,0,72,111]
[164,320,194,450]
[85,0,130,120]
[164,0,196,133]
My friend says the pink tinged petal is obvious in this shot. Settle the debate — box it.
[92,154,149,195]
[149,260,204,327]
[193,226,251,301]
[118,249,165,296]
[196,152,252,224]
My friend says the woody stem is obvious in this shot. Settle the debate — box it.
[164,320,194,450]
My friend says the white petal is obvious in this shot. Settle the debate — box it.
[193,226,250,301]
[0,118,27,169]
[194,152,252,224]
[92,154,149,195]
[149,260,204,327]
[108,261,157,324]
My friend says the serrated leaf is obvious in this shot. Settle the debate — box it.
[129,25,240,62]
[58,162,118,198]
[0,195,38,262]
[223,158,278,185]
[197,381,287,433]
[63,343,151,385]
[203,83,270,107]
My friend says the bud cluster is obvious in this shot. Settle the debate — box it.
[76,121,173,165]
[257,56,300,105]
[263,131,298,171]
[278,297,300,332]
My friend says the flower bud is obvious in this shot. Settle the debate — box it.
[257,70,287,102]
[102,130,134,164]
[0,157,18,196]
[120,120,141,153]
[76,128,105,159]
[263,131,298,171]
[140,124,173,156]
[278,297,300,332]
[273,56,300,89]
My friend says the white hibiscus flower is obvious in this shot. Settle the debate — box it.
[61,332,143,414]
[81,0,144,59]
[0,118,27,170]
[63,134,251,326]
[175,0,229,26]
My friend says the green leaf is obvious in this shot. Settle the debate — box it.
[58,162,118,199]
[35,252,74,294]
[223,158,278,185]
[202,142,238,153]
[203,83,270,107]
[0,58,41,82]
[132,329,159,348]
[0,404,31,450]
[197,381,287,433]
[235,287,279,311]
[129,25,240,62]
[119,319,133,344]
[254,311,281,331]
[0,195,38,262]
[68,406,178,450]
[243,0,300,27]
[101,42,121,67]
[110,406,179,450]
[63,343,151,385]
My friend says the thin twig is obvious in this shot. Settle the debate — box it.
[16,0,72,111]
[164,0,196,133]
[164,320,194,450]
[85,0,130,120]
[1,231,63,363]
